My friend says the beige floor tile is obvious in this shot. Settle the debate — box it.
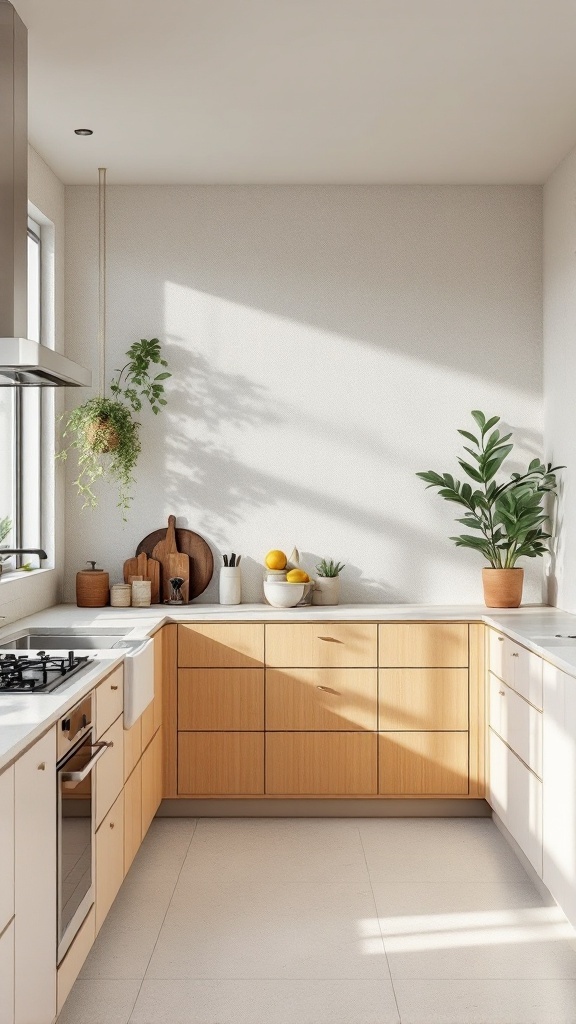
[129,979,400,1023]
[180,818,369,883]
[146,881,388,980]
[57,980,141,1024]
[359,819,529,883]
[393,978,576,1023]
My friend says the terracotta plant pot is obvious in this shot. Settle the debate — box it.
[86,417,119,453]
[482,567,524,608]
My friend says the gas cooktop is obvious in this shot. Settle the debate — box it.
[0,652,93,694]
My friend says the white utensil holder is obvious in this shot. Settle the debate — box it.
[219,566,241,605]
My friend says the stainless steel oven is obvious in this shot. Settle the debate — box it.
[57,693,109,963]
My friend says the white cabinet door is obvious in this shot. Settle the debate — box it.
[14,728,57,1024]
[488,630,514,685]
[0,919,14,1024]
[489,729,542,875]
[0,767,14,934]
[543,662,576,929]
[488,630,543,709]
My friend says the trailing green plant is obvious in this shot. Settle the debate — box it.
[416,410,563,569]
[57,339,170,519]
[0,516,12,566]
[316,558,346,578]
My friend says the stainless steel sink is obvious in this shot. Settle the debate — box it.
[0,628,138,651]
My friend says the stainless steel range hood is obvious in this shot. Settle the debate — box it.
[0,1,91,387]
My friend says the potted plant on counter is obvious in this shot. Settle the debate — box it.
[417,411,563,607]
[313,559,346,606]
[57,338,170,519]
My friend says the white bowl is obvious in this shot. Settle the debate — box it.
[263,580,305,608]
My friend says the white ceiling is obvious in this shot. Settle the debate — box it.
[13,0,576,185]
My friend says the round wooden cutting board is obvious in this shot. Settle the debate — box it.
[136,527,214,600]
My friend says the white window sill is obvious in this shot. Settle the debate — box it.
[0,566,54,585]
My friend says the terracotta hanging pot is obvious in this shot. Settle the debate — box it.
[482,568,524,608]
[86,416,119,453]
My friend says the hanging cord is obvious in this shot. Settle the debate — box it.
[98,167,107,396]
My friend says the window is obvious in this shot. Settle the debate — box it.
[0,217,45,572]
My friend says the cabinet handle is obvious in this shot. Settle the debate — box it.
[497,636,504,642]
[111,684,119,690]
[318,636,342,644]
[512,652,519,658]
[499,690,505,696]
[37,762,46,771]
[109,821,115,829]
[316,685,339,694]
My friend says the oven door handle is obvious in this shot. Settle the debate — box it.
[60,740,111,784]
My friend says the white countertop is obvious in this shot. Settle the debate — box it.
[2,601,576,773]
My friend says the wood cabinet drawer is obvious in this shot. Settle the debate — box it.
[141,728,163,838]
[266,669,377,731]
[265,623,377,667]
[95,715,124,828]
[95,665,123,739]
[178,669,264,730]
[379,624,468,667]
[124,760,142,874]
[123,716,142,782]
[489,728,542,875]
[56,906,95,1016]
[379,732,469,794]
[178,624,264,667]
[379,669,469,731]
[178,732,264,795]
[95,791,124,933]
[266,733,377,795]
[489,673,542,779]
[488,631,543,709]
[0,767,14,935]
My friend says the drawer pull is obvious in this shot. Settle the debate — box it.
[498,636,504,642]
[37,762,46,771]
[499,690,505,696]
[109,821,115,829]
[111,684,119,690]
[512,652,519,658]
[316,685,340,695]
[318,636,343,644]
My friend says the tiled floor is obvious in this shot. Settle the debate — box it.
[58,817,576,1024]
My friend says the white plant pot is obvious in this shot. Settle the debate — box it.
[312,576,341,606]
[219,566,241,605]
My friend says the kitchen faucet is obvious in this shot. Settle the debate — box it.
[0,548,48,565]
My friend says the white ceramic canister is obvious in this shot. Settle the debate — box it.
[110,583,132,607]
[219,566,241,605]
[131,579,152,607]
[312,575,341,606]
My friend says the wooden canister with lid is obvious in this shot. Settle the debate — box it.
[76,561,110,607]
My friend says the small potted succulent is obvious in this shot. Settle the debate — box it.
[313,558,345,606]
[57,338,170,519]
[417,410,563,608]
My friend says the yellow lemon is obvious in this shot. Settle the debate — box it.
[265,549,287,570]
[286,568,309,583]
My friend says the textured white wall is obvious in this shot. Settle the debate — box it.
[0,147,66,627]
[543,146,576,612]
[63,185,543,604]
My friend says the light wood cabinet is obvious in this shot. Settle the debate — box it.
[0,767,14,934]
[14,727,56,1024]
[178,668,264,730]
[489,673,542,779]
[379,623,468,667]
[0,920,14,1024]
[95,713,124,828]
[379,731,469,795]
[178,732,264,795]
[56,907,95,1016]
[95,665,123,738]
[489,728,542,875]
[178,623,264,668]
[266,732,377,794]
[95,790,124,933]
[124,715,142,781]
[142,728,163,837]
[543,662,576,927]
[379,669,468,731]
[265,623,377,667]
[266,668,377,731]
[124,761,142,873]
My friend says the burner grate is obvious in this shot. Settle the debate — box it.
[0,652,92,694]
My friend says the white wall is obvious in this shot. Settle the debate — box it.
[63,184,543,604]
[543,145,576,611]
[0,146,66,627]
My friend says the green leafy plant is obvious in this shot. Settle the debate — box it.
[0,516,12,567]
[316,558,346,577]
[57,339,170,519]
[416,411,563,569]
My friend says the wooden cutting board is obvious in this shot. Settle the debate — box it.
[136,523,214,601]
[152,515,190,603]
[146,556,161,604]
[123,551,148,583]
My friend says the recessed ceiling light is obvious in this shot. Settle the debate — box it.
[74,128,93,136]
